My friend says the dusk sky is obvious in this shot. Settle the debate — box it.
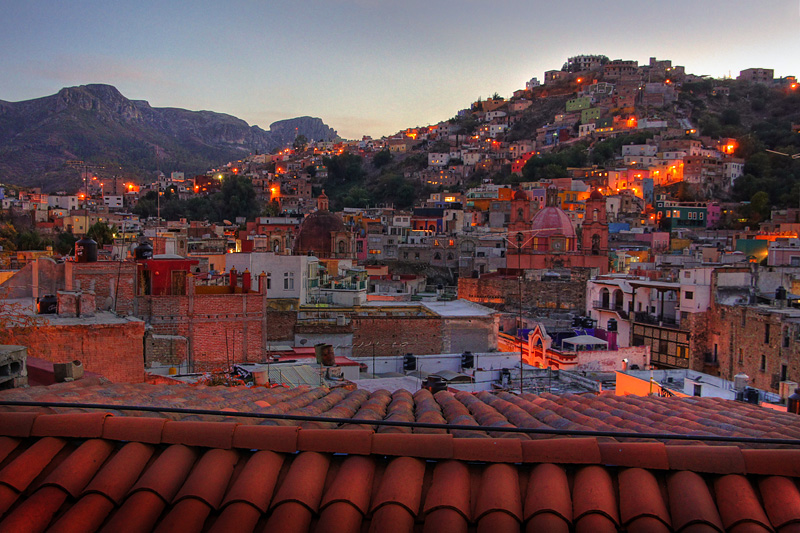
[1,0,796,139]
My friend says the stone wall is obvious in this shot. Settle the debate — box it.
[458,269,593,314]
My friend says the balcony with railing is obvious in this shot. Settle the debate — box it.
[592,300,629,319]
[633,311,680,329]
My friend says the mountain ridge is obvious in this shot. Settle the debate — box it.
[0,84,338,191]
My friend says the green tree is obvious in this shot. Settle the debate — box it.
[86,221,117,247]
[54,231,77,255]
[293,135,308,152]
[0,222,18,252]
[214,175,261,222]
[373,150,393,169]
[15,230,48,251]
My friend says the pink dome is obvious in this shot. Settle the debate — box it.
[530,206,576,238]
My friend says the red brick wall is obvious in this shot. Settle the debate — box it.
[66,262,137,314]
[458,271,592,313]
[139,292,268,371]
[6,320,145,383]
[352,315,443,357]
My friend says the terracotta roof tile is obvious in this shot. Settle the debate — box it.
[714,474,772,531]
[316,501,368,533]
[758,476,800,529]
[297,428,373,455]
[476,510,521,531]
[572,466,619,526]
[173,448,238,508]
[422,460,471,520]
[599,442,669,469]
[47,492,115,533]
[574,512,620,533]
[232,424,298,452]
[31,412,110,438]
[667,445,745,474]
[368,501,417,533]
[207,501,262,533]
[6,385,800,531]
[39,438,115,497]
[667,470,725,532]
[319,455,376,515]
[161,421,236,449]
[0,412,40,437]
[372,433,454,459]
[129,444,199,502]
[452,437,523,462]
[100,490,168,533]
[371,456,426,516]
[103,416,167,444]
[83,441,154,503]
[0,485,69,532]
[220,450,284,513]
[521,437,602,464]
[263,501,315,533]
[524,463,572,525]
[270,451,330,512]
[0,437,19,465]
[626,516,672,533]
[421,507,469,533]
[526,512,571,532]
[618,468,670,528]
[743,449,800,477]
[153,497,212,533]
[474,463,522,522]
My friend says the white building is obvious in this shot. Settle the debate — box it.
[226,252,319,303]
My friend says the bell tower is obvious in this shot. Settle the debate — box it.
[582,189,608,255]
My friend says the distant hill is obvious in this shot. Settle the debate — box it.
[0,84,338,191]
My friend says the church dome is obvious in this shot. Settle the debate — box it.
[513,189,529,201]
[294,210,345,256]
[530,206,576,239]
[590,189,604,200]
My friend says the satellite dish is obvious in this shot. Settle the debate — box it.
[223,219,233,225]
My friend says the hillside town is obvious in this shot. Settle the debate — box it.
[2,51,800,532]
[1,55,800,403]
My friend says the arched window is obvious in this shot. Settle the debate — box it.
[338,240,346,254]
[434,252,442,260]
[517,207,524,220]
[447,252,454,260]
[600,288,610,308]
[613,289,624,310]
[592,234,600,255]
[593,208,599,222]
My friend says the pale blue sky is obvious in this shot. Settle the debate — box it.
[1,0,796,139]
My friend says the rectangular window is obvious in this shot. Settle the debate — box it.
[284,271,294,290]
[765,323,771,344]
[693,384,702,397]
[685,291,693,300]
[781,364,788,382]
[760,355,766,372]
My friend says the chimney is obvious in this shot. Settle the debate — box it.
[258,271,267,294]
[229,268,238,291]
[241,269,251,292]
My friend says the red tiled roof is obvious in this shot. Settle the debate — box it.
[0,410,799,531]
[3,382,800,530]
[3,380,800,444]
